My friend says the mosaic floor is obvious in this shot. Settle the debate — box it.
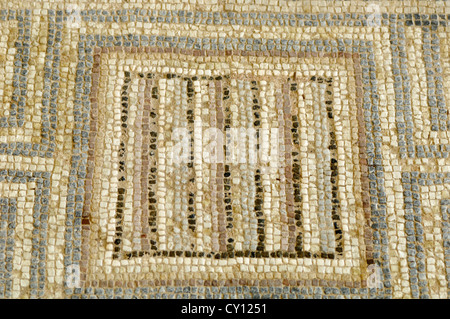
[0,0,449,299]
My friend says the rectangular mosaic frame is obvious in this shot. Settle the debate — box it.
[65,28,390,298]
[78,48,374,288]
[99,69,345,261]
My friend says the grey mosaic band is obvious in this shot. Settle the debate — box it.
[0,171,50,298]
[69,286,378,299]
[62,9,450,28]
[0,197,16,298]
[440,199,450,297]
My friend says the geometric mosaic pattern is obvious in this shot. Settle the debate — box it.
[73,38,380,296]
[0,0,450,299]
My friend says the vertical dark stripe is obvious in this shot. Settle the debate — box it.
[0,198,16,298]
[126,73,158,259]
[222,80,233,254]
[113,72,131,259]
[215,79,227,253]
[440,199,450,297]
[148,75,158,239]
[223,164,232,255]
[282,82,295,254]
[186,76,196,250]
[322,77,343,257]
[290,80,304,257]
[139,77,150,252]
[255,169,264,253]
[188,192,196,232]
[251,81,264,254]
